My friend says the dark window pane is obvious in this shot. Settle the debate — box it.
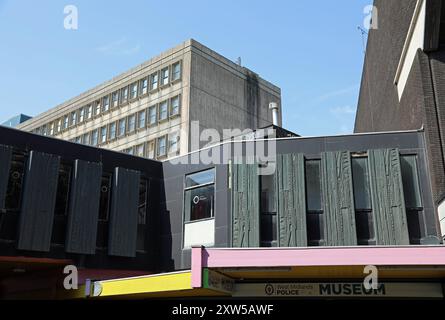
[51,163,72,246]
[355,211,375,244]
[99,174,111,221]
[138,179,148,225]
[96,221,108,248]
[185,169,215,188]
[0,211,18,240]
[401,156,422,208]
[5,152,26,211]
[406,209,425,244]
[184,185,214,221]
[51,214,67,245]
[305,160,322,211]
[260,213,277,242]
[352,157,372,210]
[54,163,72,216]
[261,174,276,213]
[137,224,146,252]
[260,241,278,247]
[96,175,111,249]
[307,213,324,245]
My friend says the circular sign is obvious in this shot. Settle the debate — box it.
[193,195,200,204]
[265,284,275,296]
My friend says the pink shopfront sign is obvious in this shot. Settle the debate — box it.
[191,245,445,288]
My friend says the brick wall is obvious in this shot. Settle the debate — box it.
[355,0,445,204]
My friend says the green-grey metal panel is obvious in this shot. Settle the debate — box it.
[65,160,102,254]
[276,153,307,247]
[321,151,357,246]
[108,167,140,257]
[368,149,410,245]
[17,151,60,252]
[0,145,12,209]
[232,163,259,247]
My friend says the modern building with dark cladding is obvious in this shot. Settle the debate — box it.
[0,123,441,297]
[162,129,437,270]
[0,125,163,274]
[355,0,445,234]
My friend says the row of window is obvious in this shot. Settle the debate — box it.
[68,96,181,147]
[259,154,424,247]
[32,61,182,137]
[121,132,180,159]
[180,156,426,247]
[71,128,180,159]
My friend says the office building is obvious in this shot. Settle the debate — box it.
[16,39,281,160]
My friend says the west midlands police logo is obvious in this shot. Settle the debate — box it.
[265,284,275,296]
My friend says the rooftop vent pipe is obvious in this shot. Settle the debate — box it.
[269,102,279,126]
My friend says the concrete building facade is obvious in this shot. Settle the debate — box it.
[16,39,281,160]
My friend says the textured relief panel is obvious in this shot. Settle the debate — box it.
[65,160,102,255]
[0,145,12,209]
[276,153,307,247]
[321,151,357,246]
[108,167,141,257]
[18,151,60,252]
[232,163,259,247]
[368,149,410,245]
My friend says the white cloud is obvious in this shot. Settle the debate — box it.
[329,105,356,116]
[96,38,141,55]
[313,84,359,103]
[121,44,141,55]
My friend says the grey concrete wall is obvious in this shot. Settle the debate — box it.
[188,43,281,150]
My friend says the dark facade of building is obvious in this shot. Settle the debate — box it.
[3,2,445,300]
[0,126,163,275]
[355,0,445,232]
[162,129,438,270]
[0,124,439,272]
[0,124,440,297]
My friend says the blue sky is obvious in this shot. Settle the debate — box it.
[0,0,370,136]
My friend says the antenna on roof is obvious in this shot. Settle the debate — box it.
[236,57,242,66]
[357,26,368,55]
